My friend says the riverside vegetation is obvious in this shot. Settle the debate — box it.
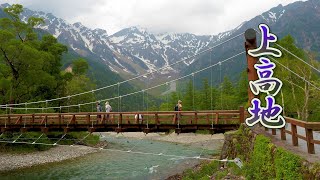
[0,132,100,153]
[178,125,320,180]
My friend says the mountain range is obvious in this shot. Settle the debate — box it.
[1,0,320,88]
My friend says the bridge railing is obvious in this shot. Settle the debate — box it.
[264,117,320,154]
[0,107,245,131]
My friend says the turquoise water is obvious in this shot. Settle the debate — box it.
[0,135,218,180]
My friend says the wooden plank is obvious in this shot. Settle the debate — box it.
[305,128,315,154]
[15,116,22,124]
[239,106,244,124]
[305,123,320,130]
[280,127,286,140]
[291,124,298,146]
[285,117,307,128]
[272,129,276,135]
[311,139,320,145]
[296,134,307,141]
[194,112,198,124]
[215,113,218,124]
[155,114,159,125]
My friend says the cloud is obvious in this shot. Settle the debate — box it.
[2,0,305,35]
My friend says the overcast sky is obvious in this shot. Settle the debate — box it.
[3,0,306,35]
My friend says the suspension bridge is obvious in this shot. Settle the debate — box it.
[0,28,320,156]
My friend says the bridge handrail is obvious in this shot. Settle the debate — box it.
[0,110,241,117]
[264,116,320,154]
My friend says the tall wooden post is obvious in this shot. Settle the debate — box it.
[244,29,259,103]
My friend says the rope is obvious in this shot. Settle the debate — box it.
[12,134,23,143]
[1,51,245,111]
[219,61,222,109]
[0,33,244,108]
[271,57,320,91]
[32,133,44,144]
[210,51,214,128]
[146,75,149,129]
[210,51,213,110]
[275,43,320,74]
[0,138,237,162]
[71,132,91,146]
[53,134,66,145]
[192,73,195,111]
[166,82,169,111]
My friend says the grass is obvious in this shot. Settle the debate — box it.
[0,131,100,153]
[182,161,220,180]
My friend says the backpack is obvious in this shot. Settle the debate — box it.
[174,104,179,111]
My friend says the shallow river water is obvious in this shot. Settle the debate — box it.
[0,135,220,180]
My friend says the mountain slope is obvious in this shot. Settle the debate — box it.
[1,0,319,89]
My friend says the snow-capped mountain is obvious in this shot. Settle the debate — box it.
[1,0,320,84]
[108,27,219,73]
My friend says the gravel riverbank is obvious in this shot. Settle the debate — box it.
[98,132,225,150]
[0,145,99,172]
[0,132,224,173]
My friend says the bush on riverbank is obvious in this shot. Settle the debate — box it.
[180,125,320,179]
[0,131,100,153]
[222,125,320,179]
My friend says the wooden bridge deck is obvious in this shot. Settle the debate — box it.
[0,108,245,134]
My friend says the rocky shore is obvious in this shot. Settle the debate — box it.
[0,145,99,172]
[0,132,224,173]
[98,132,225,150]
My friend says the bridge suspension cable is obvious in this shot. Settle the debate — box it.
[0,33,244,108]
[254,29,320,74]
[274,43,320,74]
[1,51,245,111]
[0,134,239,164]
[271,57,320,91]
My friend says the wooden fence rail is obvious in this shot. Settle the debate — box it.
[264,117,320,154]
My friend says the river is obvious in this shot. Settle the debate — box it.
[0,133,222,179]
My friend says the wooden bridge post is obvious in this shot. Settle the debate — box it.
[280,127,286,140]
[215,113,219,124]
[32,114,35,124]
[58,114,61,128]
[86,113,90,124]
[239,106,245,124]
[305,127,315,154]
[194,112,198,124]
[244,29,259,104]
[291,124,298,146]
[7,114,11,125]
[70,115,76,125]
[155,113,159,126]
[119,113,123,125]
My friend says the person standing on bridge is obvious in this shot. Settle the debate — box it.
[105,101,112,122]
[96,101,102,124]
[174,100,182,123]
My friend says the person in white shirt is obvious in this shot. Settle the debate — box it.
[105,101,112,122]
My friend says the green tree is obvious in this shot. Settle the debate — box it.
[72,58,89,75]
[183,80,194,111]
[199,78,211,110]
[216,76,238,110]
[274,35,320,121]
[237,70,249,107]
[0,4,67,107]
